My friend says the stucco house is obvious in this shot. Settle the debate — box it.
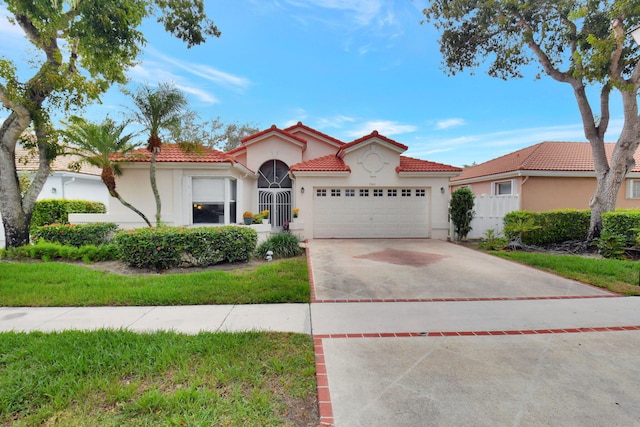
[72,122,462,240]
[0,147,109,247]
[450,141,640,211]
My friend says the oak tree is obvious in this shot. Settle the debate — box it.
[423,0,640,240]
[0,0,219,248]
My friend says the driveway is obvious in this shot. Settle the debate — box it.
[308,239,640,426]
[309,239,612,301]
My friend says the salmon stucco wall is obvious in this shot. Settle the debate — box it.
[522,176,640,211]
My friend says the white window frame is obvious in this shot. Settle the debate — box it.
[628,179,640,199]
[493,180,514,196]
[190,177,236,224]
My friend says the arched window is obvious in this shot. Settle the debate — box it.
[258,160,291,188]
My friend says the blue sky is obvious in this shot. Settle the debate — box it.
[0,0,627,167]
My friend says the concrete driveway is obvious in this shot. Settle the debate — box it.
[308,239,640,426]
[309,239,612,301]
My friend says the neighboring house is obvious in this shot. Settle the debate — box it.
[450,141,640,238]
[72,122,462,240]
[0,146,109,247]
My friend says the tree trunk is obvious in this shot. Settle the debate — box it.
[0,111,44,249]
[587,172,619,241]
[115,193,152,227]
[586,89,640,241]
[149,150,162,226]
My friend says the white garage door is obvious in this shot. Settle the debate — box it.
[313,187,431,238]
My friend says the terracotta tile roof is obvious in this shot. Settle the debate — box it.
[397,156,463,173]
[240,124,307,145]
[15,146,102,176]
[113,143,237,163]
[339,130,408,153]
[452,142,640,181]
[290,155,351,172]
[284,121,345,146]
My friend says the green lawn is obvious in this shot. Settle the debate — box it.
[0,257,310,306]
[492,251,640,296]
[0,330,318,426]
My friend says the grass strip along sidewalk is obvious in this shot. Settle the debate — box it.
[0,330,318,426]
[492,251,640,296]
[0,257,309,306]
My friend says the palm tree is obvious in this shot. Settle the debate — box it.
[128,83,188,225]
[63,116,152,227]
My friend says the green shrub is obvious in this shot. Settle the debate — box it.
[3,241,118,262]
[255,233,303,259]
[602,210,640,246]
[503,210,590,245]
[113,226,258,270]
[32,223,118,247]
[594,230,627,259]
[477,229,508,251]
[449,188,475,241]
[31,199,106,227]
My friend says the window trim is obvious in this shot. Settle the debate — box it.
[628,179,640,199]
[190,176,236,225]
[493,179,514,196]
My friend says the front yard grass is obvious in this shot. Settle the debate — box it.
[492,251,640,296]
[0,330,318,426]
[0,257,309,306]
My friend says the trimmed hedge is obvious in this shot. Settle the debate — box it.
[602,210,640,246]
[32,223,118,247]
[113,226,258,271]
[1,241,118,263]
[31,199,106,227]
[503,210,590,245]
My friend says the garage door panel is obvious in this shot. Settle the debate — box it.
[313,187,430,238]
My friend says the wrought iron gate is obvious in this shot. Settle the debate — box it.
[258,189,291,229]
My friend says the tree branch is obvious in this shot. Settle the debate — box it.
[597,82,611,140]
[609,18,626,85]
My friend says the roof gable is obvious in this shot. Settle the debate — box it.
[239,125,307,148]
[452,141,640,182]
[338,131,408,157]
[284,122,344,148]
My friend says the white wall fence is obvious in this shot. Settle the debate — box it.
[464,195,519,240]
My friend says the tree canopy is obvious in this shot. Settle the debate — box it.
[0,0,219,248]
[423,0,640,239]
[171,111,259,151]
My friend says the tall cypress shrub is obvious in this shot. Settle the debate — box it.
[449,188,475,241]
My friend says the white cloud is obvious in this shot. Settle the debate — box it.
[127,64,219,104]
[435,118,466,130]
[345,120,417,138]
[285,0,383,26]
[147,48,251,93]
[407,120,626,165]
[317,115,356,128]
[176,85,219,104]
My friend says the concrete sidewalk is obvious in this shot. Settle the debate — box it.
[0,304,311,334]
[4,296,640,336]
